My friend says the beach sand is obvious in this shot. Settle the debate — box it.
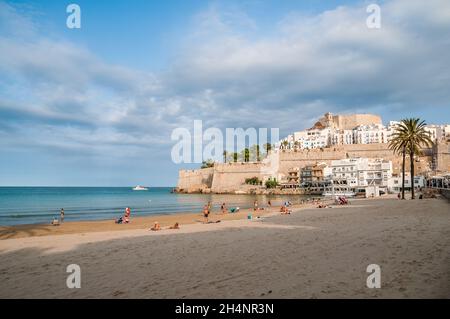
[0,197,449,298]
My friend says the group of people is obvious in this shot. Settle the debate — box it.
[51,208,65,226]
[150,221,180,231]
[115,207,131,224]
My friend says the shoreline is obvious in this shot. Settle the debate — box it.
[0,199,330,240]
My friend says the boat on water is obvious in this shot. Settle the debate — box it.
[132,185,149,191]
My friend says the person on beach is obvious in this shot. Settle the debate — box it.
[253,200,258,212]
[124,207,131,223]
[51,217,60,226]
[280,205,291,215]
[60,208,64,223]
[203,205,210,223]
[169,222,180,229]
[267,200,272,210]
[221,203,227,214]
[150,222,161,231]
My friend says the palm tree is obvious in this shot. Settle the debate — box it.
[232,152,239,163]
[389,128,408,199]
[243,148,250,162]
[389,118,433,199]
[281,140,289,150]
[223,150,227,163]
[263,143,272,154]
[403,119,433,199]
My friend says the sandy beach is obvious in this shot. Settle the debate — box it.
[0,196,449,298]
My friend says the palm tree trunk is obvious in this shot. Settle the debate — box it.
[410,150,415,199]
[401,145,406,200]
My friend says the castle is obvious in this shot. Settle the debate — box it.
[176,113,450,194]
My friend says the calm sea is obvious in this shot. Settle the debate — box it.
[0,187,315,226]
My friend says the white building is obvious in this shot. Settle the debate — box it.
[330,158,393,189]
[279,118,449,151]
[353,124,390,144]
[388,174,426,192]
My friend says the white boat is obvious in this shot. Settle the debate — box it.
[132,185,149,191]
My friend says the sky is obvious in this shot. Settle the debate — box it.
[0,0,449,186]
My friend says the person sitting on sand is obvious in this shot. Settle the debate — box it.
[221,203,227,214]
[51,217,60,226]
[169,222,180,229]
[150,222,161,231]
[229,207,240,213]
[280,205,291,215]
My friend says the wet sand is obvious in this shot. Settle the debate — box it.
[0,197,449,298]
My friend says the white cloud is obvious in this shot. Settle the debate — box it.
[1,0,450,178]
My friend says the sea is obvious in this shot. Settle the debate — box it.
[0,187,317,226]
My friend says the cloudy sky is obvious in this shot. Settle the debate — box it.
[1,0,449,186]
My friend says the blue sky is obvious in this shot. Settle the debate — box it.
[1,0,449,186]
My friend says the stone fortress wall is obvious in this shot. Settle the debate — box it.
[312,113,382,130]
[176,141,450,194]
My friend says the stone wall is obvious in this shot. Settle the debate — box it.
[435,140,450,173]
[176,167,214,193]
[211,163,265,193]
[333,114,382,130]
[278,143,432,177]
[312,113,382,130]
[176,142,445,194]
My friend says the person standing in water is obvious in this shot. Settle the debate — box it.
[60,208,65,223]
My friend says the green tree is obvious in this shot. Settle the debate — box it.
[232,152,239,163]
[223,150,227,163]
[242,148,250,162]
[263,143,272,154]
[265,178,279,189]
[201,159,215,169]
[389,118,433,199]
